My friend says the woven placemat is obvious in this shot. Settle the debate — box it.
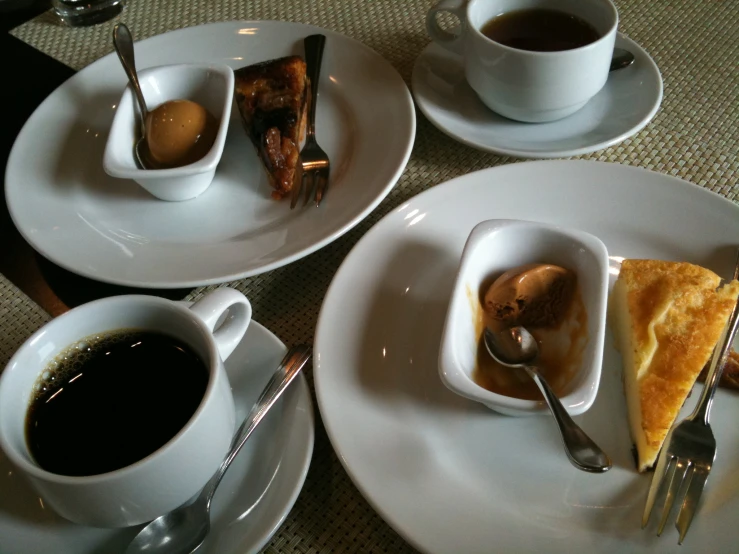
[9,1,739,553]
[0,275,51,368]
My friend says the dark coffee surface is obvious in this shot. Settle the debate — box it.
[25,330,208,477]
[481,9,600,52]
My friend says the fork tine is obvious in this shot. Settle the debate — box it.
[643,445,673,528]
[676,465,709,545]
[303,172,318,207]
[657,458,687,536]
[291,168,308,209]
[314,170,330,206]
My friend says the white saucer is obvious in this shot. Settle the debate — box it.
[0,319,314,554]
[315,160,739,554]
[5,21,415,288]
[411,34,662,158]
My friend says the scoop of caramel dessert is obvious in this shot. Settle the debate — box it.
[474,263,586,400]
[484,264,576,328]
[609,259,739,472]
[145,99,217,169]
[234,56,309,199]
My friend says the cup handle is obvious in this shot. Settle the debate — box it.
[426,0,467,55]
[188,288,252,362]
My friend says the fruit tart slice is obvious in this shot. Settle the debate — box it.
[234,56,309,199]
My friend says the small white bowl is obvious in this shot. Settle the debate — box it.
[103,63,234,201]
[438,219,609,416]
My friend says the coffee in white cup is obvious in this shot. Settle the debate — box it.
[0,288,251,527]
[426,0,618,122]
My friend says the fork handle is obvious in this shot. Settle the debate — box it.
[304,34,326,138]
[691,293,739,425]
[524,365,612,473]
[690,250,739,425]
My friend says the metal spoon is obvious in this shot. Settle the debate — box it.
[483,326,611,473]
[112,23,152,169]
[124,345,312,554]
[610,47,635,72]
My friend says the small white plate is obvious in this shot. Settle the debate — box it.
[315,160,739,554]
[0,319,314,554]
[411,34,662,158]
[5,21,415,288]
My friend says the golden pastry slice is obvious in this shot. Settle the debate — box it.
[609,259,739,472]
[234,56,309,199]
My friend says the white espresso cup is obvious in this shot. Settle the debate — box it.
[0,288,251,528]
[426,0,618,122]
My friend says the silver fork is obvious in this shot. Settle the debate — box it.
[292,34,330,209]
[642,251,739,544]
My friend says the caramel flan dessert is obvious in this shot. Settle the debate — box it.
[234,56,309,199]
[609,259,739,472]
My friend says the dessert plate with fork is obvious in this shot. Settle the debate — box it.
[5,21,415,288]
[315,160,739,554]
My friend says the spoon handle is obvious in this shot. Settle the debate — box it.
[524,365,612,473]
[609,47,635,72]
[112,23,149,132]
[200,345,312,509]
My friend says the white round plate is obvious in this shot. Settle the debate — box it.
[0,319,314,554]
[5,21,415,288]
[315,160,739,554]
[412,34,662,158]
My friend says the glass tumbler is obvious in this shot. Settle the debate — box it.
[52,0,126,27]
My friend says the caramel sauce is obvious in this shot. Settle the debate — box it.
[471,274,588,400]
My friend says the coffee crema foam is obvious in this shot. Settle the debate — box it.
[31,329,140,403]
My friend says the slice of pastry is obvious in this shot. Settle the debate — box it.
[234,56,309,199]
[609,259,739,472]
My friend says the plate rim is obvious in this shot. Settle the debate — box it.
[314,159,739,553]
[5,20,416,289]
[411,34,663,158]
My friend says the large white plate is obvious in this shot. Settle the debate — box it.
[5,21,415,288]
[0,319,314,554]
[412,34,662,158]
[314,160,739,554]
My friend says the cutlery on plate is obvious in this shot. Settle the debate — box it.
[642,250,739,544]
[292,34,331,209]
[484,326,612,473]
[112,23,152,170]
[124,345,312,554]
[610,47,635,72]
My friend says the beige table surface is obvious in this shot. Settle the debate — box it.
[5,0,739,552]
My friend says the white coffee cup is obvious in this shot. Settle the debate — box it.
[0,288,251,528]
[426,0,618,122]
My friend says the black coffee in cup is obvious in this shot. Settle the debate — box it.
[25,330,208,476]
[481,9,600,52]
